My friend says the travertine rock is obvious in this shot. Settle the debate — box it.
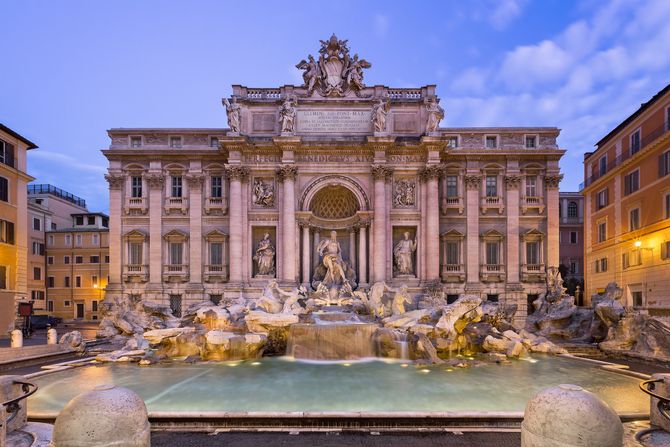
[143,327,195,346]
[244,310,299,333]
[59,331,84,352]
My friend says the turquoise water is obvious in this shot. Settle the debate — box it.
[28,355,648,415]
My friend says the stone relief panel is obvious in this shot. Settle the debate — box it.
[252,113,276,132]
[252,177,275,208]
[393,178,417,208]
[393,113,419,133]
[393,226,418,277]
[252,227,276,278]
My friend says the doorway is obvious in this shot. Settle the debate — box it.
[75,302,85,319]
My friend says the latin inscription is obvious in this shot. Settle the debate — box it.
[297,110,371,133]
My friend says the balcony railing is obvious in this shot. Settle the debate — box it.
[481,196,504,215]
[584,120,670,188]
[441,264,465,282]
[480,264,505,282]
[123,264,148,282]
[441,196,464,215]
[521,196,545,214]
[521,263,547,282]
[204,197,229,215]
[163,264,189,282]
[164,197,188,215]
[124,197,148,215]
[204,264,229,282]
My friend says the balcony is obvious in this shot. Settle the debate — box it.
[480,264,505,282]
[204,264,229,283]
[441,264,465,283]
[204,197,229,215]
[164,197,188,215]
[521,196,545,215]
[162,264,189,282]
[123,264,148,283]
[521,264,546,282]
[480,196,504,215]
[441,196,464,215]
[124,197,148,215]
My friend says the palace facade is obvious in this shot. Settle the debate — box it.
[103,37,564,323]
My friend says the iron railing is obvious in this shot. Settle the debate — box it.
[640,378,670,422]
[27,184,86,207]
[1,380,37,424]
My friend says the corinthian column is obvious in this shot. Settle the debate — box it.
[278,164,298,283]
[145,173,165,285]
[371,165,392,282]
[227,165,249,284]
[464,174,482,283]
[421,165,442,281]
[105,173,125,285]
[358,224,368,286]
[301,222,311,286]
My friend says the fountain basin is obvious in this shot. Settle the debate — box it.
[27,355,648,428]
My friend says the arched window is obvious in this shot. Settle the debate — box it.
[568,201,578,218]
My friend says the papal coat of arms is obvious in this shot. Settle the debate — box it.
[296,34,372,97]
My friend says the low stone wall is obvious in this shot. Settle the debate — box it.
[0,345,72,365]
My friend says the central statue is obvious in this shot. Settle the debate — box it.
[312,230,357,290]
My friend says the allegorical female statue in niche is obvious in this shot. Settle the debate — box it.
[253,233,276,276]
[394,231,417,275]
[222,97,241,133]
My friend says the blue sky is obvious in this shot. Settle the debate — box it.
[2,0,669,212]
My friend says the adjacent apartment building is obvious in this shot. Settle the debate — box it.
[583,83,670,312]
[0,124,37,336]
[558,192,584,301]
[46,212,109,321]
[27,184,88,315]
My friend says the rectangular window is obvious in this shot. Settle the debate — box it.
[485,242,499,265]
[47,276,55,287]
[130,136,142,148]
[210,176,222,198]
[33,267,41,280]
[87,216,95,225]
[92,300,98,311]
[526,241,539,265]
[131,176,143,198]
[485,136,497,148]
[595,259,600,273]
[622,252,629,269]
[597,189,608,209]
[210,242,223,265]
[570,262,577,274]
[75,216,84,226]
[630,130,641,155]
[666,194,670,219]
[525,176,537,197]
[47,301,54,312]
[65,235,72,246]
[75,276,81,288]
[64,256,70,264]
[104,255,110,263]
[445,176,458,197]
[485,176,497,197]
[75,234,82,246]
[209,294,222,305]
[0,177,8,202]
[75,256,83,264]
[598,222,607,243]
[599,156,607,176]
[661,151,670,178]
[0,266,6,289]
[171,176,183,197]
[169,136,182,148]
[47,256,54,265]
[447,294,459,304]
[445,242,459,265]
[525,136,536,148]
[64,300,70,307]
[169,242,183,265]
[92,234,99,245]
[129,242,143,265]
[210,137,219,148]
[169,294,182,317]
[51,223,57,230]
[624,170,640,195]
[91,275,98,286]
[33,218,41,231]
[48,235,54,246]
[64,276,70,287]
[90,255,99,264]
[487,294,499,302]
[663,241,670,260]
[631,249,642,266]
[446,136,458,148]
[0,220,15,244]
[570,231,578,244]
[632,291,643,308]
[601,258,608,272]
[630,208,640,231]
[0,140,15,168]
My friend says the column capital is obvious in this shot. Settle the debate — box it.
[371,164,393,181]
[143,173,165,188]
[105,173,125,190]
[276,164,298,182]
[504,174,522,189]
[544,174,563,189]
[464,174,482,190]
[185,173,206,187]
[226,165,250,181]
[419,164,442,181]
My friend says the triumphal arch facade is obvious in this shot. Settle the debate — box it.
[104,35,564,323]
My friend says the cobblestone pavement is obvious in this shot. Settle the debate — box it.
[151,431,522,447]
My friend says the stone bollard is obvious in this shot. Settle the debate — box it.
[52,385,150,447]
[10,329,23,348]
[47,327,58,345]
[521,384,623,447]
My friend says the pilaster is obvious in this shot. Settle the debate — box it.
[420,164,442,281]
[464,174,482,284]
[145,173,165,286]
[545,174,562,268]
[226,165,249,285]
[504,174,522,283]
[105,173,125,286]
[277,164,298,284]
[371,164,393,282]
[186,173,205,285]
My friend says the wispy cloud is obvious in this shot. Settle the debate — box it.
[489,0,527,30]
[374,14,390,39]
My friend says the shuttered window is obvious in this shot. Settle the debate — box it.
[0,177,7,202]
[0,140,15,168]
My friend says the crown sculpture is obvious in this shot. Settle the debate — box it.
[296,34,372,97]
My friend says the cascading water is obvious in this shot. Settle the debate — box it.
[286,311,378,360]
